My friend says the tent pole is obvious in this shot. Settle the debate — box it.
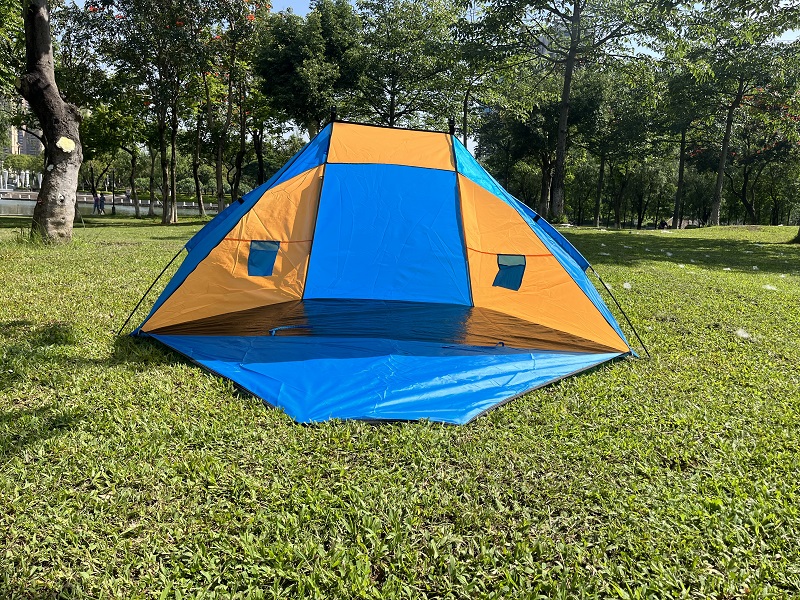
[116,247,185,336]
[590,266,651,358]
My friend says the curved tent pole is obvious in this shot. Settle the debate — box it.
[589,266,651,359]
[116,247,185,336]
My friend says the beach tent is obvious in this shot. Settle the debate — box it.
[133,121,633,424]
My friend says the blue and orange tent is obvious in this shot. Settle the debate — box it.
[132,122,633,424]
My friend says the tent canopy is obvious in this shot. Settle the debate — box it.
[135,121,631,424]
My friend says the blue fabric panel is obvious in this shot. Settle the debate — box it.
[135,124,333,333]
[493,255,526,291]
[304,164,471,306]
[278,123,331,183]
[516,202,590,273]
[150,333,624,424]
[248,241,280,276]
[452,137,628,348]
[453,141,509,200]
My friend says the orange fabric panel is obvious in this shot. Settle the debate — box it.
[328,123,455,171]
[229,166,322,242]
[142,167,323,332]
[459,176,550,256]
[459,176,628,353]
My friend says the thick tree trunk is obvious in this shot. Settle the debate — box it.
[550,0,581,221]
[18,0,82,243]
[305,121,319,137]
[710,79,745,226]
[593,152,605,227]
[738,173,756,224]
[635,191,648,229]
[672,128,686,229]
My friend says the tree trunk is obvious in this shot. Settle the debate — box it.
[230,99,246,204]
[739,174,756,224]
[672,128,686,229]
[207,70,234,213]
[538,155,552,217]
[593,152,605,227]
[193,113,206,217]
[550,0,581,221]
[122,146,140,218]
[612,166,628,229]
[462,86,471,146]
[388,88,396,127]
[215,144,226,213]
[710,79,745,226]
[159,110,170,224]
[148,148,156,217]
[305,121,319,137]
[88,164,97,197]
[635,193,645,229]
[253,124,266,185]
[168,106,179,224]
[17,0,83,243]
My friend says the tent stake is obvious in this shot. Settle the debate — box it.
[116,247,185,336]
[590,266,650,359]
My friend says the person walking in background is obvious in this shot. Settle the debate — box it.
[92,193,100,214]
[99,192,106,215]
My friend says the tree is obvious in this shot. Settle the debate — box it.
[0,0,21,95]
[669,0,800,225]
[16,0,83,242]
[483,0,673,221]
[257,0,361,135]
[88,0,213,223]
[354,0,459,128]
[659,66,717,229]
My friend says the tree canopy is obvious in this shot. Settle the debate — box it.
[4,0,800,235]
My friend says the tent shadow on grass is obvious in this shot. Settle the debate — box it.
[109,334,190,367]
[562,229,800,275]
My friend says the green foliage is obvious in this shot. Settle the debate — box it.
[257,0,362,134]
[1,220,800,597]
[0,0,22,96]
[2,152,43,173]
[353,0,460,128]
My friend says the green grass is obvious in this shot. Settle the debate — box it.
[1,217,799,599]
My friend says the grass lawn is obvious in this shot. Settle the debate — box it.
[1,216,799,599]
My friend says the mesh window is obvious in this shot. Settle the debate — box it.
[248,240,280,276]
[492,254,526,291]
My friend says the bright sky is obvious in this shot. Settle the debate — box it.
[270,0,310,14]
